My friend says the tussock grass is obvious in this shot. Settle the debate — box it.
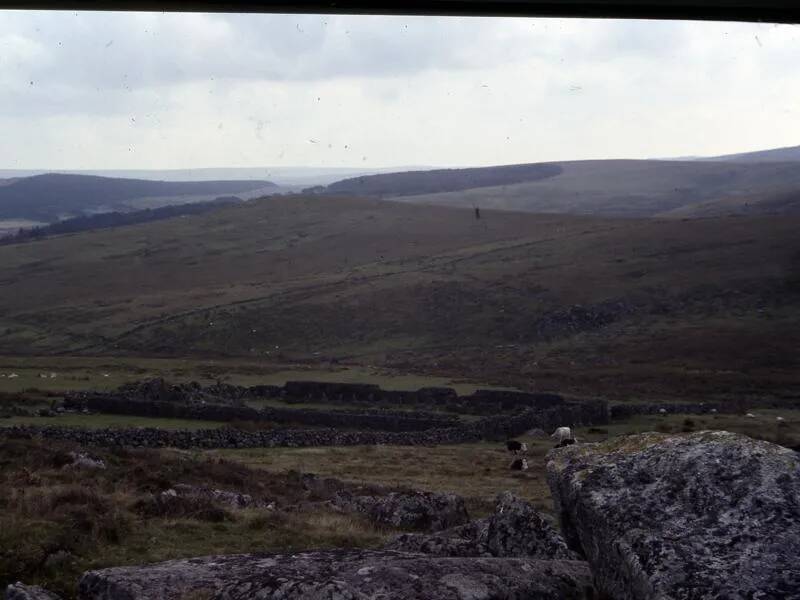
[0,438,393,598]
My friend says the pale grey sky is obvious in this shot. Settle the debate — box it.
[0,11,798,169]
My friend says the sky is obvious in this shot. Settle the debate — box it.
[0,10,798,170]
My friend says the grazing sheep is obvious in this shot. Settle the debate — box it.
[510,458,528,471]
[746,413,756,418]
[776,416,785,422]
[506,440,522,455]
[551,427,573,445]
[658,408,667,415]
[710,408,718,414]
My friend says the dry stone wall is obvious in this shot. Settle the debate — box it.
[3,399,609,449]
[62,395,458,433]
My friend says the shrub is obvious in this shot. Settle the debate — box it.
[133,493,233,523]
[95,508,134,544]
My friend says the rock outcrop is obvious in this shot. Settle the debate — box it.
[63,451,106,470]
[485,491,578,559]
[384,518,492,557]
[547,431,800,600]
[331,490,469,531]
[169,483,268,510]
[5,583,62,600]
[77,550,594,599]
[385,492,578,560]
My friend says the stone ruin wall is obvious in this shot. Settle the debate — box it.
[61,381,578,433]
[7,387,610,449]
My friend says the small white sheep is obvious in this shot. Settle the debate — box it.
[551,427,573,444]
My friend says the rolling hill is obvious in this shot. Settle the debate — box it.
[315,158,800,219]
[319,163,563,196]
[0,195,798,402]
[699,144,800,163]
[0,173,278,223]
[0,165,434,187]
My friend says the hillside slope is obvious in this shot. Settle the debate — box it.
[700,144,800,163]
[389,160,800,218]
[0,173,277,222]
[0,195,798,402]
[312,159,800,218]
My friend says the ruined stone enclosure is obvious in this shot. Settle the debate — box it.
[6,378,609,449]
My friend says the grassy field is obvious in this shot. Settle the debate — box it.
[214,409,800,515]
[215,441,555,517]
[0,355,507,396]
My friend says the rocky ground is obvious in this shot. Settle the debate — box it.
[6,430,800,599]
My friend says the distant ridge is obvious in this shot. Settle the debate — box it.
[699,144,800,163]
[655,144,800,163]
[0,173,277,222]
[315,157,800,219]
[0,165,435,187]
[317,163,563,197]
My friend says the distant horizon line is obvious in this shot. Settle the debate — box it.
[2,142,798,175]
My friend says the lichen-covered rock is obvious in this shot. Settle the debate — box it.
[5,583,63,600]
[331,490,469,531]
[385,492,578,560]
[171,483,266,509]
[63,451,106,470]
[547,431,800,600]
[77,549,594,599]
[384,518,492,557]
[485,491,578,559]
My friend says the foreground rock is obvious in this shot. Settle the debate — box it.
[78,550,594,599]
[331,490,469,531]
[5,583,62,600]
[547,431,800,599]
[384,518,492,557]
[386,492,578,560]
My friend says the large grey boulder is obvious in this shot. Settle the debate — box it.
[385,492,578,560]
[78,549,594,599]
[5,583,63,600]
[547,431,800,600]
[331,490,469,531]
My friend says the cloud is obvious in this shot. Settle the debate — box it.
[0,12,798,169]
